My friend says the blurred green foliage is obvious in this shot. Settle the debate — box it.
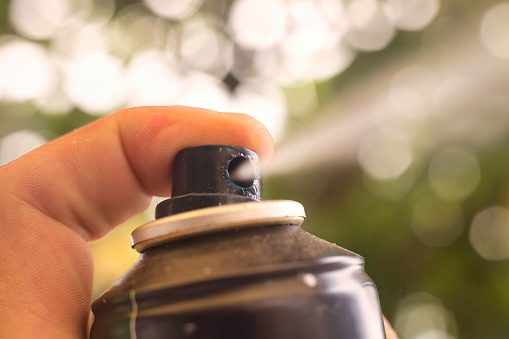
[265,144,509,338]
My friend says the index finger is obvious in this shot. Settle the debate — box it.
[5,106,274,240]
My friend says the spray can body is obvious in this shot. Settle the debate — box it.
[90,146,385,338]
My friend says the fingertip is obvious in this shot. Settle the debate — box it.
[223,112,275,160]
[114,106,275,197]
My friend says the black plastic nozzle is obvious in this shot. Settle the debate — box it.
[155,145,262,219]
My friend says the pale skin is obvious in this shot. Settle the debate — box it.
[0,106,398,338]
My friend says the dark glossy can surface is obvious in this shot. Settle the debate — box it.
[90,145,386,338]
[91,224,385,338]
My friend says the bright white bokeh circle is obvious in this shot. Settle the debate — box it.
[63,50,128,115]
[0,38,58,102]
[230,0,288,50]
[9,0,70,40]
[126,49,180,107]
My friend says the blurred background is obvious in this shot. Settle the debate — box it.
[1,0,509,337]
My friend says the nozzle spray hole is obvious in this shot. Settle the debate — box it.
[228,156,255,188]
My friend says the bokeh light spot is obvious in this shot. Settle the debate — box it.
[363,166,416,201]
[180,16,233,78]
[0,38,58,102]
[126,49,180,107]
[0,130,47,166]
[385,0,440,31]
[317,0,347,25]
[283,3,343,59]
[230,0,287,50]
[394,293,458,339]
[63,50,128,115]
[389,65,437,121]
[412,196,464,247]
[470,206,509,261]
[428,146,480,201]
[177,71,231,112]
[74,23,109,54]
[348,0,378,28]
[87,0,116,25]
[345,0,395,52]
[143,0,202,20]
[36,85,73,115]
[255,51,303,86]
[52,22,109,58]
[182,19,219,71]
[9,0,70,40]
[480,2,509,58]
[373,94,423,141]
[358,132,413,180]
[125,14,168,53]
[308,44,356,81]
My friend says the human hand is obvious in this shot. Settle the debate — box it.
[0,105,397,338]
[0,106,272,338]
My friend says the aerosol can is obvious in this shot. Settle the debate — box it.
[91,145,386,338]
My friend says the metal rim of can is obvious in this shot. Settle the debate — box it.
[131,200,306,252]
